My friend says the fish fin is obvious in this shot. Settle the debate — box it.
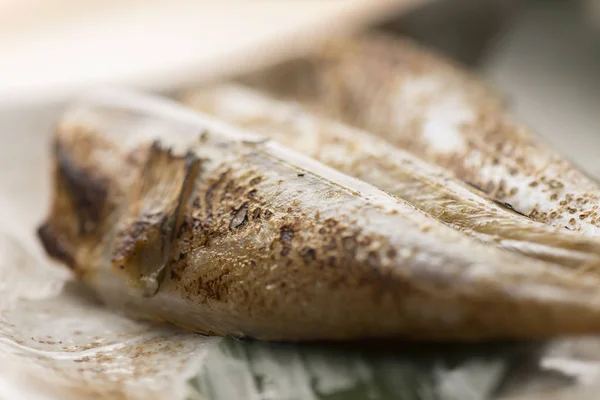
[111,141,200,296]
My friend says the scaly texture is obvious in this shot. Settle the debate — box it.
[183,83,600,269]
[38,89,600,341]
[242,34,600,235]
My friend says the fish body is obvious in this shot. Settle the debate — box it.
[242,34,600,235]
[183,83,600,269]
[38,89,600,341]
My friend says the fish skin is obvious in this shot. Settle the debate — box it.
[182,83,600,269]
[37,89,600,342]
[241,34,600,236]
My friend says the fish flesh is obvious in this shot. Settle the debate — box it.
[241,34,600,235]
[182,83,600,269]
[38,89,600,341]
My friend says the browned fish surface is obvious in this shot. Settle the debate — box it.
[38,89,600,341]
[182,83,600,269]
[242,34,600,236]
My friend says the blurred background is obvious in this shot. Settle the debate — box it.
[0,0,415,105]
[0,0,598,174]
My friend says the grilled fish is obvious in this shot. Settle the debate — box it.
[182,83,600,269]
[242,34,600,235]
[38,89,600,341]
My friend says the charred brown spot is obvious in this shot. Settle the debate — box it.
[359,236,373,247]
[280,226,294,256]
[230,202,249,230]
[198,129,209,142]
[549,180,564,189]
[111,216,157,265]
[280,226,294,242]
[194,273,231,302]
[55,141,108,235]
[37,223,76,270]
[247,189,257,199]
[301,247,317,264]
[383,248,396,260]
[280,245,292,257]
[529,209,539,219]
[177,217,190,238]
[249,176,262,186]
[324,218,338,228]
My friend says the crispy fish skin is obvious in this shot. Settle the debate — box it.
[242,34,600,235]
[38,89,600,341]
[182,84,600,269]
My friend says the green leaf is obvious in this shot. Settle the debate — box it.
[189,337,526,400]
